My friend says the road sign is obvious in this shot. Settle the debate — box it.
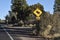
[33,8,42,35]
[33,8,42,17]
[36,17,40,20]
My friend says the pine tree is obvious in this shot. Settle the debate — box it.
[54,0,60,13]
[11,0,28,21]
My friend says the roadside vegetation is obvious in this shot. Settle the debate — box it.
[5,0,60,39]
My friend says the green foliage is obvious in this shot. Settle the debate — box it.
[11,0,28,11]
[56,0,60,4]
[52,13,60,33]
[6,0,44,21]
[39,12,52,30]
[5,15,9,20]
[30,3,44,11]
[25,3,44,20]
[0,19,1,22]
[39,12,60,34]
[5,0,60,38]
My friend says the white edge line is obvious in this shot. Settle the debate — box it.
[1,26,14,40]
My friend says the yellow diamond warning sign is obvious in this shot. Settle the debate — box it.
[33,8,42,17]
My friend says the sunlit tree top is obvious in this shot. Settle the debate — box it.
[56,0,60,4]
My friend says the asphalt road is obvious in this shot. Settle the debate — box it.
[0,25,11,40]
[0,24,52,40]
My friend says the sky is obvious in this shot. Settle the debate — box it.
[0,0,55,20]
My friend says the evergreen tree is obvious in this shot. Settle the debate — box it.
[11,0,28,20]
[54,0,60,13]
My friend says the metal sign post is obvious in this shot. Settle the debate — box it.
[33,8,42,35]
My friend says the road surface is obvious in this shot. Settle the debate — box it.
[0,25,11,40]
[0,24,54,40]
